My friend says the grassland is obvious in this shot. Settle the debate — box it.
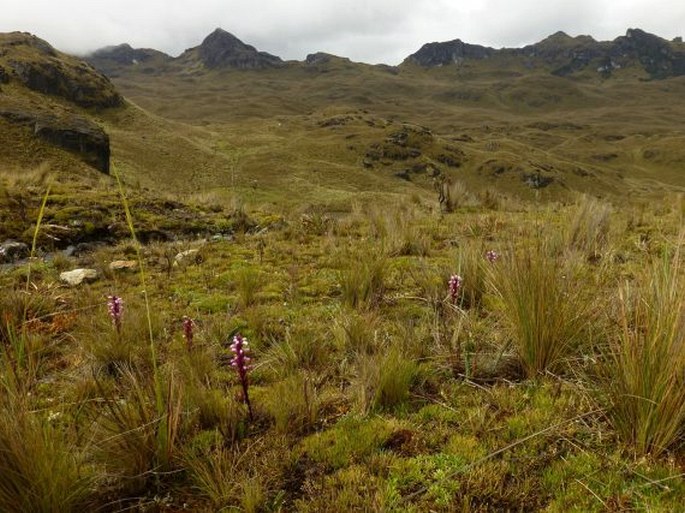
[2,32,685,512]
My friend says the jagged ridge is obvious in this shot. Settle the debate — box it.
[405,28,685,79]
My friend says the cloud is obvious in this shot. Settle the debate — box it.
[1,0,683,64]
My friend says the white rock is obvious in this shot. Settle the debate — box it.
[109,260,138,272]
[60,268,98,286]
[174,249,201,266]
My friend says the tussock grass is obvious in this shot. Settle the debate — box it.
[566,194,612,257]
[94,368,186,492]
[267,371,321,434]
[0,402,93,513]
[354,347,419,413]
[339,253,387,310]
[489,239,593,377]
[602,248,685,456]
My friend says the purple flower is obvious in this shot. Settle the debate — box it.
[183,316,194,349]
[485,250,499,263]
[107,295,123,334]
[448,274,463,304]
[230,333,253,420]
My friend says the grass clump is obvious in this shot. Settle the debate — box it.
[355,347,419,413]
[339,253,386,310]
[489,241,592,378]
[566,194,612,257]
[602,249,685,456]
[94,368,186,493]
[0,403,94,513]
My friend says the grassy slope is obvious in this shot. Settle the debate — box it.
[100,60,685,206]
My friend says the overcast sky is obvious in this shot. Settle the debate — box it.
[2,0,684,65]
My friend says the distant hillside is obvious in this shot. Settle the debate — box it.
[3,28,685,205]
[74,27,685,201]
[404,28,685,79]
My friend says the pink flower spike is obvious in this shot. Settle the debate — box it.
[182,316,194,349]
[229,333,254,420]
[107,295,124,334]
[448,274,463,304]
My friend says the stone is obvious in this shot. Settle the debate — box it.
[59,268,98,286]
[174,249,201,266]
[0,241,29,263]
[109,260,138,272]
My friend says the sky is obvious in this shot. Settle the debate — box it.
[2,0,684,65]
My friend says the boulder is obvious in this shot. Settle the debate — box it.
[0,241,29,263]
[59,268,98,286]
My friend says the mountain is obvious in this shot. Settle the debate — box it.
[0,32,122,173]
[190,28,284,69]
[3,28,685,205]
[87,43,172,77]
[88,28,284,72]
[404,28,685,80]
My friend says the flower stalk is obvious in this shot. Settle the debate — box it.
[448,274,463,304]
[230,333,253,420]
[107,295,124,336]
[182,316,194,349]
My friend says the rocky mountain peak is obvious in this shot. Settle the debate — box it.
[404,39,494,67]
[197,28,283,69]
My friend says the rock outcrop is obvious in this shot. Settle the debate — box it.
[0,241,29,263]
[0,32,120,172]
[0,109,111,173]
[59,268,98,286]
[0,32,123,108]
[405,39,496,67]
